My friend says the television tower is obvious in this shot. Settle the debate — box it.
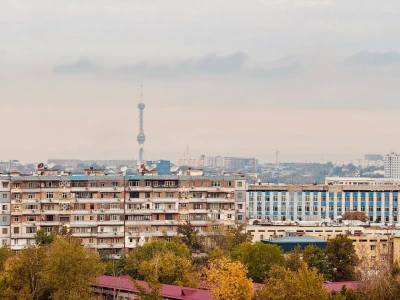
[137,69,145,163]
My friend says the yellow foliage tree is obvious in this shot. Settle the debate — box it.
[254,263,331,300]
[2,245,48,300]
[204,256,253,300]
[41,236,104,300]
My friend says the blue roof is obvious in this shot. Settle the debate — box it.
[262,236,327,252]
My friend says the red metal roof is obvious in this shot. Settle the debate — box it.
[323,281,362,292]
[95,275,212,300]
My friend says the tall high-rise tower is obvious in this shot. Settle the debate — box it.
[137,73,145,163]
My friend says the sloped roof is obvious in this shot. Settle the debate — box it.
[95,275,212,300]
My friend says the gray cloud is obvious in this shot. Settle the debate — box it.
[116,52,304,78]
[344,51,400,65]
[53,59,100,73]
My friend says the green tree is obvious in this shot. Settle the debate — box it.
[34,229,55,245]
[223,224,252,252]
[41,236,104,300]
[231,241,285,283]
[176,221,204,252]
[285,245,303,272]
[254,263,331,300]
[325,234,359,281]
[133,279,163,300]
[303,244,329,278]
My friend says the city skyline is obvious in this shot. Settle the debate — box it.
[2,1,400,162]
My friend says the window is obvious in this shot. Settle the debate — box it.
[2,228,7,234]
[153,181,159,187]
[226,181,232,187]
[90,182,97,187]
[13,194,20,199]
[227,214,232,219]
[129,181,139,187]
[28,182,37,188]
[112,182,118,187]
[60,216,70,222]
[238,204,243,210]
[62,192,68,199]
[101,182,105,187]
[99,215,105,221]
[145,181,152,187]
[194,204,203,209]
[45,182,53,187]
[211,181,221,187]
[154,192,161,198]
[73,216,84,221]
[25,204,38,210]
[100,238,104,244]
[26,216,36,222]
[46,192,53,199]
[89,215,94,221]
[166,192,174,198]
[2,205,7,210]
[237,181,243,187]
[26,227,37,234]
[88,238,93,244]
[145,192,151,198]
[2,182,9,188]
[13,183,20,188]
[13,216,19,222]
[110,203,120,210]
[2,194,6,199]
[111,215,120,221]
[111,226,119,232]
[237,192,243,198]
[13,227,19,234]
[165,181,176,187]
[237,215,243,221]
[167,226,173,232]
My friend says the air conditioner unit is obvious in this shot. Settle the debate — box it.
[101,209,105,212]
[86,188,89,191]
[114,187,117,190]
[32,209,35,213]
[118,199,121,202]
[217,187,221,190]
[114,232,117,235]
[42,209,45,212]
[35,199,39,202]
[90,210,93,213]
[49,199,52,202]
[128,187,132,190]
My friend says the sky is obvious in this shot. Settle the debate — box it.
[1,0,400,164]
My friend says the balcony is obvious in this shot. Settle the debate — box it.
[188,209,208,214]
[207,198,233,203]
[97,232,125,238]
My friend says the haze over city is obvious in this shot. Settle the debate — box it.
[2,0,400,163]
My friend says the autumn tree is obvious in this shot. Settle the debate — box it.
[254,263,331,300]
[204,256,253,300]
[133,279,163,300]
[41,236,104,300]
[231,241,285,283]
[125,240,197,287]
[325,234,359,281]
[2,245,48,300]
[0,246,13,272]
[341,212,368,222]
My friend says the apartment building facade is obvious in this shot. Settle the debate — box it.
[4,168,245,257]
[0,176,11,246]
[247,182,400,224]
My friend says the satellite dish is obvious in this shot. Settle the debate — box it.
[37,163,44,169]
[148,164,157,171]
[170,166,179,172]
[48,163,55,169]
[121,166,128,172]
[177,170,183,175]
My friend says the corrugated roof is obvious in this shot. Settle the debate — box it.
[264,236,327,244]
[95,275,212,300]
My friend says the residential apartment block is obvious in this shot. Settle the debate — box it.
[0,177,11,246]
[247,179,400,224]
[385,152,400,178]
[1,168,245,257]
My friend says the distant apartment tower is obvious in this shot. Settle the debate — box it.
[364,154,383,161]
[385,153,400,178]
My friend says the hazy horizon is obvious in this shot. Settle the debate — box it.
[1,0,400,163]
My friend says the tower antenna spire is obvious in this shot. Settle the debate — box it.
[137,62,146,163]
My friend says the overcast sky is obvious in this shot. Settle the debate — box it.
[1,0,400,164]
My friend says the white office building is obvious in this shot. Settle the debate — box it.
[385,153,400,178]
